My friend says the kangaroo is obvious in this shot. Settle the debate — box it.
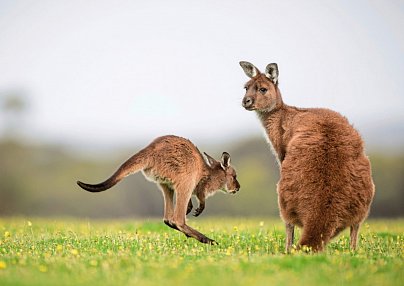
[77,135,240,244]
[239,61,375,252]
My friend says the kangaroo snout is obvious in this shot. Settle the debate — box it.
[242,96,254,110]
[235,181,240,192]
[231,182,241,194]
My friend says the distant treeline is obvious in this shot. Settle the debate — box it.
[0,138,403,218]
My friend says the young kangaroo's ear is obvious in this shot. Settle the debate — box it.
[204,152,218,167]
[220,152,231,169]
[265,63,279,85]
[240,61,260,78]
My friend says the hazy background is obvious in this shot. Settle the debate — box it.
[1,0,403,218]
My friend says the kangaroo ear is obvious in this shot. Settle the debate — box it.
[220,152,231,169]
[203,152,218,167]
[265,63,279,85]
[240,61,260,78]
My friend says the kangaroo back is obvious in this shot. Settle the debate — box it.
[77,149,147,192]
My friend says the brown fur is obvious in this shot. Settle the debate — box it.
[240,62,375,252]
[77,135,240,244]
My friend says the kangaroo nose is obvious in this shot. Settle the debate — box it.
[242,97,254,109]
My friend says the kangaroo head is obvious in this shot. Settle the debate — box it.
[239,61,283,113]
[203,152,240,194]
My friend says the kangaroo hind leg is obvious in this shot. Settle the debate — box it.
[159,183,178,231]
[172,182,216,244]
[350,224,360,250]
[285,223,295,253]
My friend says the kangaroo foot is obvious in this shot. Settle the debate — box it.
[175,222,217,244]
[164,220,191,237]
[164,219,177,229]
[199,236,217,245]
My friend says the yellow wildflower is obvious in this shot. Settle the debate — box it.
[89,260,98,267]
[0,261,6,269]
[38,265,48,272]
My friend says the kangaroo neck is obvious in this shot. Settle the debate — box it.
[195,166,218,195]
[256,104,293,165]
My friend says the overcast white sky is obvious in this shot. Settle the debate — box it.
[0,0,403,150]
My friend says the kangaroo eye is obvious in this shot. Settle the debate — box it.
[259,88,267,94]
[244,86,248,90]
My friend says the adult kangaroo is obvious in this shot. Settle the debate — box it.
[77,135,240,244]
[239,61,374,252]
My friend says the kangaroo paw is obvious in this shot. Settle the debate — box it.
[186,201,193,215]
[193,206,204,217]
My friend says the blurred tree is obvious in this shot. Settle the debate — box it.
[0,137,402,218]
[370,154,404,217]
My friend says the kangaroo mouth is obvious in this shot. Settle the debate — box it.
[242,103,257,111]
[243,105,256,111]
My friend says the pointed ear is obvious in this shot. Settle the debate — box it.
[239,61,260,78]
[220,152,231,169]
[265,63,279,85]
[203,152,218,167]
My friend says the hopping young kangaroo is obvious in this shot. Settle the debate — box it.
[240,61,374,252]
[77,135,240,244]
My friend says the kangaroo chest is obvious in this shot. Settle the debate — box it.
[258,108,297,165]
[262,121,286,165]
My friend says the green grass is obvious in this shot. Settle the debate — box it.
[0,218,403,286]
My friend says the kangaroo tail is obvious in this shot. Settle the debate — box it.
[77,151,146,193]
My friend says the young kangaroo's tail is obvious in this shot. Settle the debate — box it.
[77,151,146,193]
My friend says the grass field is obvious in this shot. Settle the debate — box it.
[0,218,403,286]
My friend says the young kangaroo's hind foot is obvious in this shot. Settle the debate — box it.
[169,221,216,244]
[163,218,213,242]
[182,225,217,245]
[163,220,191,238]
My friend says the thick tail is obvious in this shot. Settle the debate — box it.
[77,151,146,193]
[298,222,334,252]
